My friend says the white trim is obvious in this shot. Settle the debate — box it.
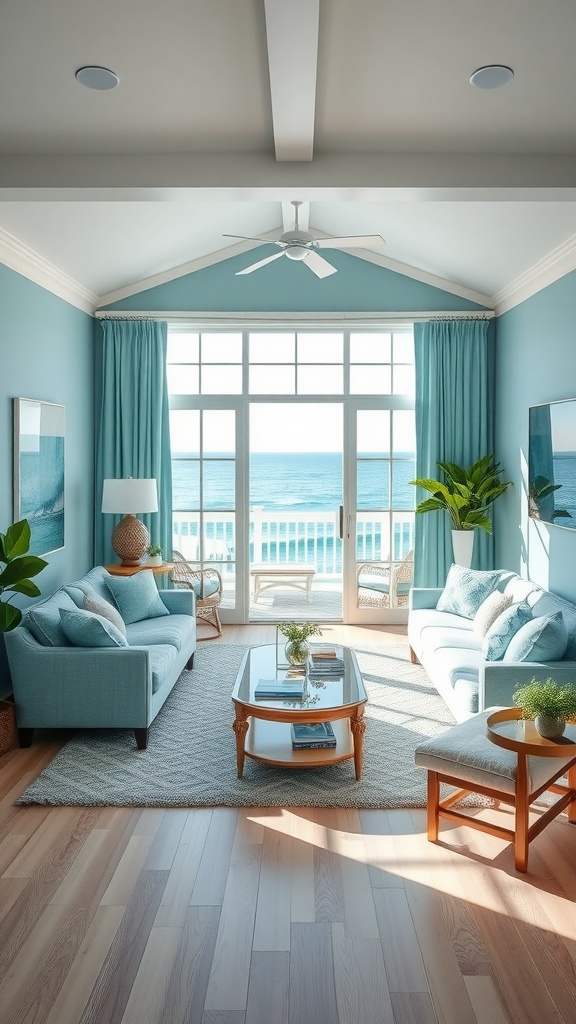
[0,226,97,314]
[493,232,576,315]
[264,0,319,162]
[95,309,495,323]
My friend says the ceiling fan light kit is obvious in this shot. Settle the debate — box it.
[226,201,385,279]
[470,65,514,89]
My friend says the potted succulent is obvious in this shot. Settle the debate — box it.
[0,519,48,633]
[278,621,322,666]
[146,543,163,567]
[513,678,576,739]
[410,455,511,567]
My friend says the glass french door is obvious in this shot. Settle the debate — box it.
[343,400,415,623]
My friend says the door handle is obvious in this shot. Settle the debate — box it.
[339,505,343,540]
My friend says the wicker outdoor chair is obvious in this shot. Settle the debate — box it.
[356,550,414,609]
[170,550,223,638]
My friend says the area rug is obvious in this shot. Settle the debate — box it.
[16,643,457,809]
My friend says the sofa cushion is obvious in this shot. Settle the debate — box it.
[105,571,170,625]
[65,566,118,607]
[504,611,568,663]
[529,591,576,659]
[59,608,129,648]
[146,644,179,693]
[436,565,503,620]
[473,591,513,638]
[126,614,193,652]
[83,594,127,637]
[23,590,78,647]
[482,600,533,661]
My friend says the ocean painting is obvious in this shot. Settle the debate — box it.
[14,399,65,555]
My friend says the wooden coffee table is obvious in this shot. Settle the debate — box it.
[231,644,367,779]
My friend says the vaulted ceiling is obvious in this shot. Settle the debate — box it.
[2,0,576,312]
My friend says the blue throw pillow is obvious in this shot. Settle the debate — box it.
[436,564,502,620]
[59,608,129,648]
[482,600,533,661]
[24,590,78,646]
[503,611,568,663]
[104,570,170,625]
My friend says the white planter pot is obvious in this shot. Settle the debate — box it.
[146,555,163,567]
[451,530,474,568]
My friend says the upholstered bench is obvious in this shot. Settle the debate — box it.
[415,709,576,872]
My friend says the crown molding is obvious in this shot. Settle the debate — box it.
[0,226,97,314]
[97,230,491,310]
[493,232,576,315]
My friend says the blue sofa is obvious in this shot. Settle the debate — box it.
[4,566,196,749]
[408,568,576,722]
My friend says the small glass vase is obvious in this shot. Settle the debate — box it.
[284,640,311,667]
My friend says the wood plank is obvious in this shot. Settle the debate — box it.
[331,921,394,1023]
[2,806,90,878]
[313,808,345,924]
[359,808,405,889]
[253,825,292,951]
[289,922,338,1024]
[191,808,238,907]
[336,812,380,940]
[246,952,289,1024]
[0,833,28,875]
[203,838,261,1013]
[390,992,439,1024]
[44,906,125,1024]
[373,888,430,993]
[290,811,316,923]
[144,809,190,869]
[80,870,169,1024]
[163,906,221,1024]
[120,926,182,1024]
[154,808,212,927]
[99,835,153,906]
[463,976,513,1024]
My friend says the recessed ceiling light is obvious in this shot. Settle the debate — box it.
[470,65,514,89]
[75,66,119,91]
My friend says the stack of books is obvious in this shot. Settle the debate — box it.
[290,721,337,749]
[254,678,304,700]
[307,646,345,678]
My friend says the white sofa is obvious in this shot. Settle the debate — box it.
[408,568,576,722]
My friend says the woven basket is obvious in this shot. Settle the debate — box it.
[0,700,16,755]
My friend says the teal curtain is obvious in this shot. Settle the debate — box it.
[95,319,172,565]
[413,318,494,587]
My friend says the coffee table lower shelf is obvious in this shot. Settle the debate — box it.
[243,717,354,770]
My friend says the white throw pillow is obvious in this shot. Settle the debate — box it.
[473,591,512,638]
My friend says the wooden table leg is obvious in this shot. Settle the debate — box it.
[514,751,530,873]
[567,764,576,824]
[350,711,366,780]
[233,707,250,778]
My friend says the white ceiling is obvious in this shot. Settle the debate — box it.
[3,0,576,311]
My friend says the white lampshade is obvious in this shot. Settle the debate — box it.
[102,478,158,514]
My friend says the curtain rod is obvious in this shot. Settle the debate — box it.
[95,309,495,322]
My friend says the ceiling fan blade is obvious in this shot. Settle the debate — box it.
[303,250,338,278]
[223,233,281,245]
[236,251,285,275]
[316,234,385,249]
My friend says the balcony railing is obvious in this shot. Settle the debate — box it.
[172,509,414,575]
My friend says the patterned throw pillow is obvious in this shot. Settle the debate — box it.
[436,564,503,620]
[482,600,533,660]
[59,608,129,648]
[83,593,127,637]
[473,591,513,638]
[104,570,170,625]
[503,611,568,663]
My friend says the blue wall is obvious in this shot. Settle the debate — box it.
[0,265,94,693]
[495,269,576,601]
[102,248,487,314]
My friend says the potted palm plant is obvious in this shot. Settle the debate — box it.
[513,678,576,739]
[0,519,48,633]
[410,455,511,567]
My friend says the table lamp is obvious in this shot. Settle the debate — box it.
[102,478,158,565]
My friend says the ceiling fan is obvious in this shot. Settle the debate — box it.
[223,201,385,279]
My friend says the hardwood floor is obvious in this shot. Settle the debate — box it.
[1,623,576,1023]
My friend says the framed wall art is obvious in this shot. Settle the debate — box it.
[13,398,65,555]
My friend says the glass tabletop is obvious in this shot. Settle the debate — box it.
[232,644,366,712]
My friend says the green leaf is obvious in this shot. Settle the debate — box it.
[0,554,48,588]
[7,580,42,598]
[3,520,31,560]
[0,602,22,632]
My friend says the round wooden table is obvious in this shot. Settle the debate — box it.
[105,562,174,577]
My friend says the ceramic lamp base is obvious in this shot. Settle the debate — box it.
[111,514,149,565]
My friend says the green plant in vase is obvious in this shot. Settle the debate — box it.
[513,677,576,740]
[278,621,322,666]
